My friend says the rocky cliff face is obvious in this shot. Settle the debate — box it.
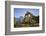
[21,11,38,27]
[23,11,36,24]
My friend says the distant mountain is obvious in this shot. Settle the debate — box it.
[16,18,20,22]
[16,16,24,23]
[19,16,24,22]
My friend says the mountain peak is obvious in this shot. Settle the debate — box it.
[25,11,32,16]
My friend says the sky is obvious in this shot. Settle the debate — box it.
[14,8,39,18]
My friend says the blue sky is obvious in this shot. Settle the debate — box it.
[14,8,39,18]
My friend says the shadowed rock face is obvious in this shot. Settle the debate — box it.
[23,11,36,24]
